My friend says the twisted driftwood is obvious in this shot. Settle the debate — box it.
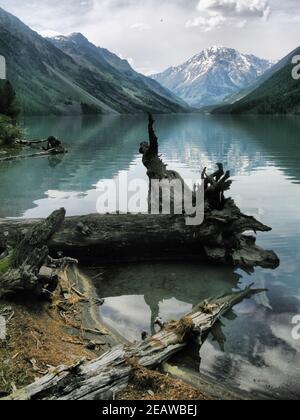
[3,285,262,400]
[137,114,279,269]
[0,208,70,297]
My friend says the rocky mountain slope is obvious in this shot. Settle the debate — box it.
[152,47,273,108]
[213,46,300,114]
[0,7,187,115]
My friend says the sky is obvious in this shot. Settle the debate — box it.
[0,0,299,74]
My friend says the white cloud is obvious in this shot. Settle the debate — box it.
[197,0,271,19]
[0,0,299,73]
[39,29,61,38]
[187,0,271,32]
[186,14,226,31]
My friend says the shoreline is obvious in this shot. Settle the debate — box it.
[0,262,252,400]
[74,266,251,401]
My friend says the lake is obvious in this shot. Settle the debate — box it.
[1,114,300,399]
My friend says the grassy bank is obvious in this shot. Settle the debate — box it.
[0,115,22,149]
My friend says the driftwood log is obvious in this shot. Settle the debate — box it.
[0,147,67,163]
[0,208,70,297]
[0,208,279,270]
[3,285,262,400]
[15,139,48,146]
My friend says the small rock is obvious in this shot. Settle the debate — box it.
[147,390,155,397]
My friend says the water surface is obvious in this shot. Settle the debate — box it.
[1,114,300,399]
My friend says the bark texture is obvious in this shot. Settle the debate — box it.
[0,207,279,270]
[0,209,67,297]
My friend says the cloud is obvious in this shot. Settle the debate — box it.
[186,14,226,31]
[197,0,271,19]
[0,0,299,74]
[39,29,61,37]
[187,0,271,31]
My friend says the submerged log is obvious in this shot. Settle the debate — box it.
[0,209,66,297]
[3,285,262,400]
[0,146,67,163]
[15,139,48,146]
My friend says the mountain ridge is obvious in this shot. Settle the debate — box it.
[151,47,273,107]
[212,46,300,114]
[49,32,188,111]
[0,7,188,115]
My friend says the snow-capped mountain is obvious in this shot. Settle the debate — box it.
[151,47,274,107]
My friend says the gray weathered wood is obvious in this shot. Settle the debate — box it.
[0,205,279,270]
[0,209,66,297]
[2,285,262,401]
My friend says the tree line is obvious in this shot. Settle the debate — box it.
[0,81,21,146]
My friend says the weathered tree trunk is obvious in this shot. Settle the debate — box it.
[0,209,66,297]
[137,114,279,270]
[139,114,184,182]
[0,207,279,270]
[2,285,262,401]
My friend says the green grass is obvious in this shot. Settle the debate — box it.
[0,115,22,147]
[0,255,12,274]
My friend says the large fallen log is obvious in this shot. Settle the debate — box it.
[3,285,262,400]
[0,206,279,270]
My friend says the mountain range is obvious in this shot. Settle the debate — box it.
[151,47,273,108]
[0,6,298,116]
[0,7,187,115]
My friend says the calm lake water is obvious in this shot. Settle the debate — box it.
[1,114,300,399]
